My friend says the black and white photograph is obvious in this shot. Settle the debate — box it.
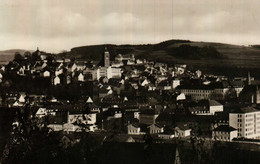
[1,0,260,163]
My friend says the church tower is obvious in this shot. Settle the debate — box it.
[104,47,110,67]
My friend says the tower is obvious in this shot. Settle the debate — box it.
[36,47,40,56]
[248,72,251,85]
[104,47,110,67]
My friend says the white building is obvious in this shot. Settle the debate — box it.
[53,76,60,85]
[99,66,121,79]
[229,107,260,139]
[78,73,84,82]
[172,79,180,89]
[148,124,164,134]
[209,100,223,115]
[174,124,191,138]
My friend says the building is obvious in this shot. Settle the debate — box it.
[174,124,191,138]
[148,124,164,134]
[172,79,180,89]
[104,48,110,67]
[212,125,238,141]
[229,107,260,139]
[209,100,224,115]
[84,68,100,81]
[177,82,230,101]
[127,124,146,135]
[127,124,141,135]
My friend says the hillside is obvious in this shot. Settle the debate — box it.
[58,40,260,78]
[60,40,260,66]
[66,40,225,61]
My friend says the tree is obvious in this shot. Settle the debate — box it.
[14,52,24,63]
[24,51,32,58]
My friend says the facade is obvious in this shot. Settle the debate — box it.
[212,125,238,141]
[174,125,191,137]
[53,76,60,85]
[78,73,84,81]
[209,100,224,115]
[148,124,164,134]
[172,79,180,89]
[178,86,229,101]
[127,124,141,135]
[229,107,260,139]
[84,68,100,81]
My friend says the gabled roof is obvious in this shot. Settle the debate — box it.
[209,100,222,106]
[213,125,237,132]
[86,97,93,103]
[148,124,164,129]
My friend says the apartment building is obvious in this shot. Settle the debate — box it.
[229,107,260,139]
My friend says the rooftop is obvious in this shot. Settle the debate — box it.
[213,125,237,132]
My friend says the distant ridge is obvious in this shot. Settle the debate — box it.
[61,39,227,62]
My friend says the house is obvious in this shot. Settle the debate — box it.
[174,124,191,137]
[127,124,141,135]
[140,79,149,86]
[127,124,146,135]
[53,76,60,85]
[172,79,180,89]
[176,93,186,101]
[35,108,47,118]
[78,72,84,81]
[148,124,164,134]
[195,70,202,78]
[42,70,50,77]
[18,93,26,103]
[212,125,238,141]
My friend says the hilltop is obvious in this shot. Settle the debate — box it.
[56,40,260,68]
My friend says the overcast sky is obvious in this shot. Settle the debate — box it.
[1,0,260,53]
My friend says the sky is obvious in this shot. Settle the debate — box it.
[0,0,260,53]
